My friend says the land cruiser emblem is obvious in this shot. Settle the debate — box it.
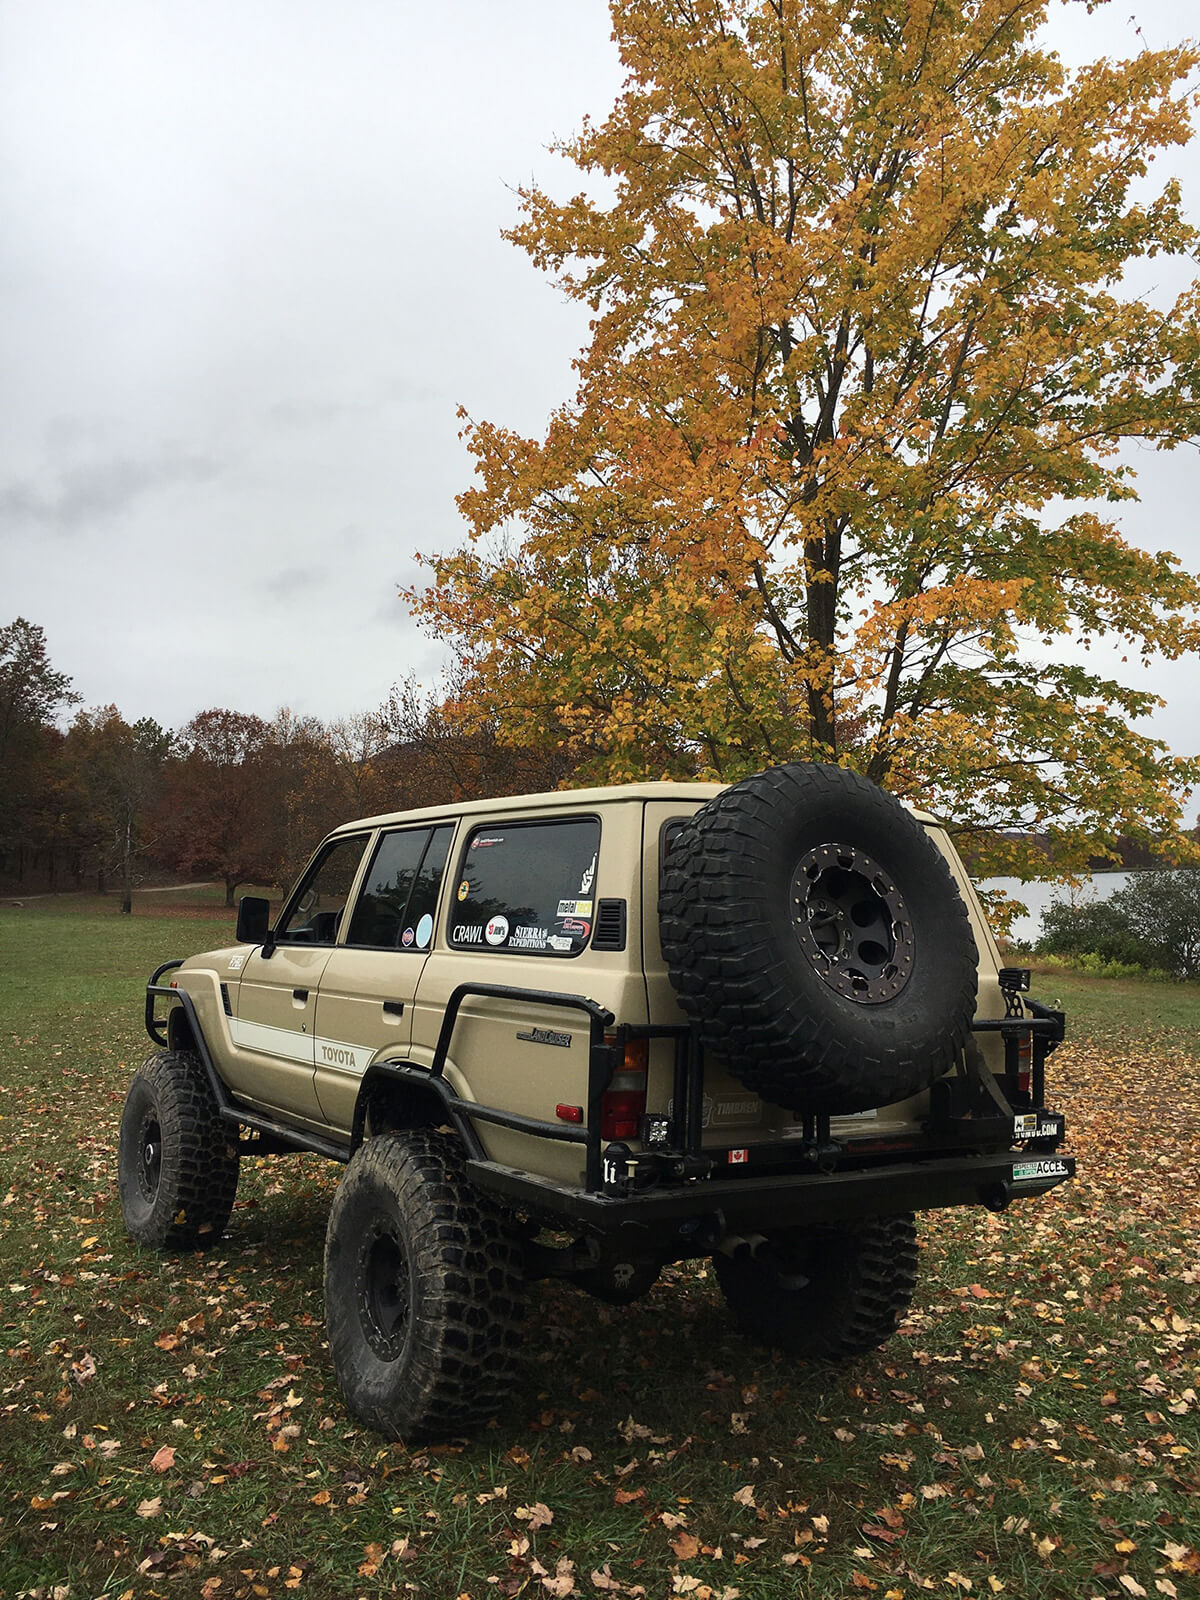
[516,1027,572,1049]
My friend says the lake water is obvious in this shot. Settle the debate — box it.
[974,872,1132,948]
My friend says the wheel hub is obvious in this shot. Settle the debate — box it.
[137,1114,163,1202]
[357,1218,411,1362]
[792,842,915,1005]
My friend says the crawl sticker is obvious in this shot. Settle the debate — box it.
[453,923,484,943]
[557,898,593,918]
[1012,1158,1069,1183]
[485,915,510,946]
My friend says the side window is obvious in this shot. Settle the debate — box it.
[276,835,369,945]
[449,818,600,956]
[346,824,453,951]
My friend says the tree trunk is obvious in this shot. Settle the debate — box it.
[225,877,236,908]
[120,815,133,915]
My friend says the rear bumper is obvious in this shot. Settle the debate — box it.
[466,1149,1075,1234]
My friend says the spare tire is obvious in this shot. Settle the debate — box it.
[659,763,977,1114]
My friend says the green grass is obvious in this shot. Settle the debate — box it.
[1,905,1197,1600]
[1021,960,1200,1060]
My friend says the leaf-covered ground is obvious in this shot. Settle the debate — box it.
[1,898,1197,1600]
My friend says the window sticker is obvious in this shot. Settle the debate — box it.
[557,898,593,918]
[401,927,415,948]
[450,817,600,956]
[416,913,433,949]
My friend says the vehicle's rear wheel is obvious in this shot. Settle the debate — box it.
[660,763,978,1113]
[117,1050,240,1250]
[324,1130,525,1441]
[712,1213,918,1359]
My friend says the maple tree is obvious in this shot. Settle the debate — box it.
[409,0,1200,872]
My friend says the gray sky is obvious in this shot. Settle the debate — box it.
[2,1,1197,768]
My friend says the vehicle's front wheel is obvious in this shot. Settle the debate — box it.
[324,1130,525,1441]
[713,1213,918,1359]
[117,1050,240,1250]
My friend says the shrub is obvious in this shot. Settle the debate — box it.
[1036,896,1152,968]
[1109,870,1200,980]
[1036,870,1200,979]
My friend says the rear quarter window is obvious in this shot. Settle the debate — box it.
[448,818,600,956]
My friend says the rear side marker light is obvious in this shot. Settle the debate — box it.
[556,1104,583,1124]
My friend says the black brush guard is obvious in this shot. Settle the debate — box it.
[146,969,1073,1233]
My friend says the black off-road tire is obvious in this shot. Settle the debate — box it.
[660,763,978,1113]
[713,1213,918,1359]
[117,1050,240,1250]
[324,1130,525,1442]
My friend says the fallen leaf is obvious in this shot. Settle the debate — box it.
[149,1445,176,1473]
[136,1497,162,1519]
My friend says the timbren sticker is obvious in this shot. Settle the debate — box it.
[1012,1158,1069,1182]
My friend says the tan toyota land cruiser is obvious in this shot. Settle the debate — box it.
[119,764,1073,1440]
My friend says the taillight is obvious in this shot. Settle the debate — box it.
[600,1036,648,1140]
[1016,1034,1033,1096]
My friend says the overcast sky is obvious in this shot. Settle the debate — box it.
[2,1,1197,768]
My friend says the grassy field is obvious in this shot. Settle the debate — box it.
[1,894,1197,1600]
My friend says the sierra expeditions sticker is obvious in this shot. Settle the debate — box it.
[415,913,433,949]
[557,898,593,918]
[1012,1158,1069,1183]
[485,915,509,946]
[508,925,548,950]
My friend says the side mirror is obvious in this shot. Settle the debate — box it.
[236,896,272,946]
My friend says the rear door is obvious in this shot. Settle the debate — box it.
[312,822,455,1128]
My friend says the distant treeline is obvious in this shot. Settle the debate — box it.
[0,618,565,910]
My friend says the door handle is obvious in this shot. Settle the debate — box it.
[292,988,309,1002]
[382,1000,405,1018]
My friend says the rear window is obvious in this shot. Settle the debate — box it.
[346,824,454,951]
[448,818,600,956]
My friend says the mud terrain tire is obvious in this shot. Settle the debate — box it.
[324,1130,525,1441]
[659,763,977,1113]
[713,1213,918,1358]
[118,1049,240,1250]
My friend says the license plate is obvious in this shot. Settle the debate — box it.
[1012,1158,1068,1182]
